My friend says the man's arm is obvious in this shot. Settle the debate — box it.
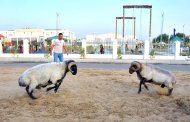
[50,45,54,55]
[63,45,68,55]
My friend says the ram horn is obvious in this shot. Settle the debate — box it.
[131,61,141,72]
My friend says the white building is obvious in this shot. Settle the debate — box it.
[86,32,134,42]
[0,28,76,44]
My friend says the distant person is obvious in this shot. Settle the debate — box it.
[18,44,23,53]
[50,33,68,62]
[100,44,104,54]
[5,44,8,53]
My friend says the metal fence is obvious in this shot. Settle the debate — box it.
[86,41,113,54]
[150,43,175,56]
[117,39,144,55]
[66,42,82,54]
[180,46,190,56]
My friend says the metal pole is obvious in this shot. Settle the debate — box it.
[115,18,117,39]
[134,18,136,39]
[149,8,152,38]
[122,8,125,38]
[122,8,125,54]
[161,13,164,43]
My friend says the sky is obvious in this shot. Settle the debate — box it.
[0,0,189,39]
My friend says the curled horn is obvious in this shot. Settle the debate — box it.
[68,61,77,75]
[68,62,76,70]
[131,61,141,72]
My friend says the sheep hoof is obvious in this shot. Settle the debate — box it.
[144,86,149,90]
[54,89,58,93]
[28,91,37,99]
[167,88,173,96]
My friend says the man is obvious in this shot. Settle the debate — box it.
[50,33,68,62]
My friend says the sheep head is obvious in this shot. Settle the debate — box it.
[67,60,77,75]
[129,61,142,74]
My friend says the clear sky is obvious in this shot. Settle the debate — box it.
[0,0,189,39]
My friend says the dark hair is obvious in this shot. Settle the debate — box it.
[58,33,63,36]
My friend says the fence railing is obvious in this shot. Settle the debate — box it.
[150,43,175,56]
[86,41,113,54]
[0,39,188,60]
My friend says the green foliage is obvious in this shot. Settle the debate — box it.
[117,47,122,59]
[67,44,82,54]
[87,45,95,54]
[80,47,85,58]
[153,34,169,43]
[150,49,155,56]
[44,46,50,58]
[150,49,155,59]
[13,44,18,54]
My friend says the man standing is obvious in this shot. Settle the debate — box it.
[50,33,68,62]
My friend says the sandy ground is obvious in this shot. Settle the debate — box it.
[0,66,190,122]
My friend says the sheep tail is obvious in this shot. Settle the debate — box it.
[18,76,28,87]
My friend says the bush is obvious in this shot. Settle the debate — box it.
[87,45,95,54]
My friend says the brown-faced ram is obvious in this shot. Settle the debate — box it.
[129,61,176,96]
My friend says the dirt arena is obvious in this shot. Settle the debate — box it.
[0,65,190,122]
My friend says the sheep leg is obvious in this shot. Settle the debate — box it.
[26,86,37,99]
[28,90,37,99]
[46,84,57,91]
[37,81,52,89]
[54,82,61,92]
[54,80,62,93]
[47,80,63,93]
[168,88,173,96]
[143,82,149,90]
[26,86,29,94]
[138,81,143,94]
[46,80,60,92]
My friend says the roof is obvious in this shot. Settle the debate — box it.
[170,36,183,42]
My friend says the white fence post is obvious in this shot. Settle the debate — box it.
[82,39,87,57]
[0,40,2,54]
[143,40,150,59]
[112,39,118,59]
[23,39,29,55]
[175,41,180,60]
[122,38,125,55]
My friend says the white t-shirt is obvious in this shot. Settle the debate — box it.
[52,39,66,53]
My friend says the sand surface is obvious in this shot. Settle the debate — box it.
[0,66,190,122]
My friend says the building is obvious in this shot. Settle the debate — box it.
[86,32,134,42]
[0,28,76,53]
[0,28,76,45]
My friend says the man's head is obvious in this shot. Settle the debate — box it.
[58,33,63,40]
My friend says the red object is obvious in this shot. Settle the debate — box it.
[0,34,4,37]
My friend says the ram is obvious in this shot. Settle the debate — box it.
[129,61,176,96]
[18,60,77,99]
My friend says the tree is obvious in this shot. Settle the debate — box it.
[176,33,185,39]
[152,34,169,43]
